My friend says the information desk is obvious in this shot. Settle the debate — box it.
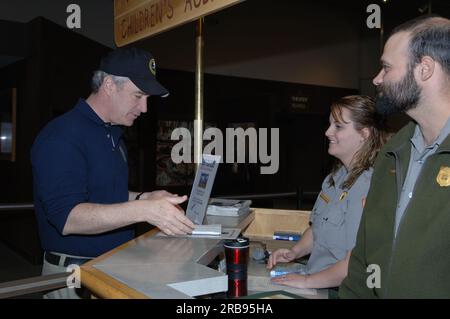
[80,209,328,299]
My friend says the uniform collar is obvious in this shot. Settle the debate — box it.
[331,166,348,188]
[385,122,415,155]
[410,117,450,153]
[75,98,123,140]
[385,120,450,160]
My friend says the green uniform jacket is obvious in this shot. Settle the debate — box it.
[339,121,450,298]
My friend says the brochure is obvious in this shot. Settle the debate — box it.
[206,198,252,217]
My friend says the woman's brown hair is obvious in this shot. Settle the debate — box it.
[328,95,390,189]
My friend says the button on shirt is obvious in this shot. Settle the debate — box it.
[31,99,133,257]
[307,166,373,274]
[394,118,450,236]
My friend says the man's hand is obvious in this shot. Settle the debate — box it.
[266,248,297,269]
[139,195,195,236]
[139,190,178,201]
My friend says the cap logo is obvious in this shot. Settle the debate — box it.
[149,58,156,76]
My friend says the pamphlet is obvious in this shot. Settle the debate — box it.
[156,227,241,240]
[191,224,222,236]
[206,198,252,217]
[186,154,221,225]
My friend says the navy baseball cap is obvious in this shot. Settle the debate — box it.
[99,47,169,97]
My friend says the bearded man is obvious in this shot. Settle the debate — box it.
[339,15,450,298]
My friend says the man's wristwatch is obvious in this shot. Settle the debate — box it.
[135,192,145,200]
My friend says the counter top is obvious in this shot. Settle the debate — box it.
[81,209,328,299]
[80,211,255,298]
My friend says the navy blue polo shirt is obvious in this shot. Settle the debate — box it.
[31,98,133,257]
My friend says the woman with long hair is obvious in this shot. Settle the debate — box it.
[267,95,389,289]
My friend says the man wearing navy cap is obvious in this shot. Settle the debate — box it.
[31,47,195,298]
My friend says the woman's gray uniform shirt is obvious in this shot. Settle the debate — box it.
[307,166,373,274]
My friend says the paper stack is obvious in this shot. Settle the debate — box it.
[206,198,252,217]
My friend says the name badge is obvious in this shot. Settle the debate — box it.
[320,192,330,204]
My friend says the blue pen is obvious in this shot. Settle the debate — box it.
[270,264,306,277]
[270,269,298,277]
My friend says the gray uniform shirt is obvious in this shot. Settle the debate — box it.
[394,118,450,236]
[307,166,373,274]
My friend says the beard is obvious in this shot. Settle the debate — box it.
[375,65,421,115]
